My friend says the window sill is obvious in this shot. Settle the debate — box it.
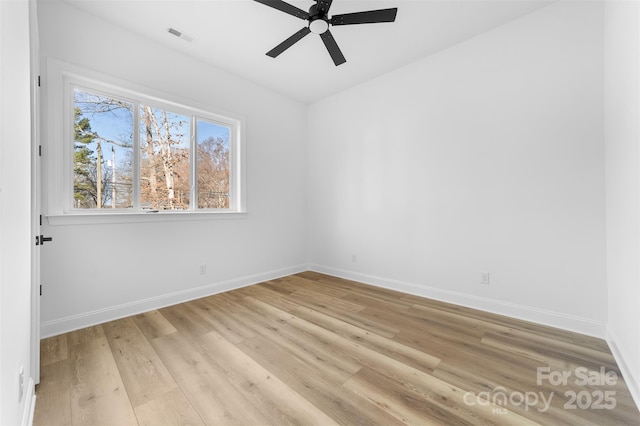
[46,210,248,226]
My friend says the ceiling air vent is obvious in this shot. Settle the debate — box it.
[167,27,193,42]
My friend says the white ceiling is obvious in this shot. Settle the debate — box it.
[63,0,553,104]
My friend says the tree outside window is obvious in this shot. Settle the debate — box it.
[73,88,232,211]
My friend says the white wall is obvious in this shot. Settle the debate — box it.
[0,0,35,424]
[38,0,308,336]
[308,1,606,336]
[604,0,640,407]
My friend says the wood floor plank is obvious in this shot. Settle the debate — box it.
[341,290,414,313]
[406,303,508,338]
[157,303,213,342]
[305,276,415,311]
[194,295,257,343]
[231,294,363,383]
[288,287,366,313]
[237,334,404,426]
[40,334,69,366]
[242,296,443,387]
[150,332,269,425]
[290,302,440,373]
[433,360,580,425]
[67,325,138,425]
[195,330,340,426]
[345,366,538,426]
[268,277,402,338]
[394,327,545,379]
[481,331,620,372]
[294,270,327,281]
[402,293,575,343]
[259,277,301,295]
[572,333,611,352]
[345,366,474,426]
[102,317,178,408]
[281,292,401,338]
[132,310,177,341]
[311,274,411,303]
[34,273,640,426]
[34,359,72,426]
[395,325,640,424]
[287,276,351,299]
[430,345,548,394]
[233,284,305,313]
[133,388,205,426]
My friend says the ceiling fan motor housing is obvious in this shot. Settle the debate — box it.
[308,4,330,34]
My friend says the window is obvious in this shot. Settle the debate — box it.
[73,88,235,212]
[46,60,245,223]
[73,89,135,209]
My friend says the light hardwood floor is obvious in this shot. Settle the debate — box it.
[34,272,640,425]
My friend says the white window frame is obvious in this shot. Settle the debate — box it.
[44,59,246,225]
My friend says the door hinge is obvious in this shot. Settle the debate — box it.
[38,145,42,157]
[40,285,42,296]
[37,75,41,87]
[39,215,42,226]
[35,235,39,246]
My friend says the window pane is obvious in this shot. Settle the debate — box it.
[73,89,134,209]
[197,119,230,209]
[139,106,190,210]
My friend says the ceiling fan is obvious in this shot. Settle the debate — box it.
[253,0,398,66]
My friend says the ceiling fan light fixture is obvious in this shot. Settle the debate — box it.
[309,18,329,34]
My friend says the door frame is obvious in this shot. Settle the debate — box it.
[29,0,41,384]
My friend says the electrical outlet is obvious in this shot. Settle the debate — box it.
[18,366,24,402]
[480,272,490,285]
[199,264,207,275]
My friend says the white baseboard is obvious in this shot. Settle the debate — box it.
[606,328,640,411]
[41,264,308,338]
[308,264,607,338]
[22,378,35,426]
[43,263,607,339]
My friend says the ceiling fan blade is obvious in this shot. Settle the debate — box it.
[316,0,333,15]
[253,0,309,20]
[266,27,311,58]
[331,8,398,26]
[320,30,346,66]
